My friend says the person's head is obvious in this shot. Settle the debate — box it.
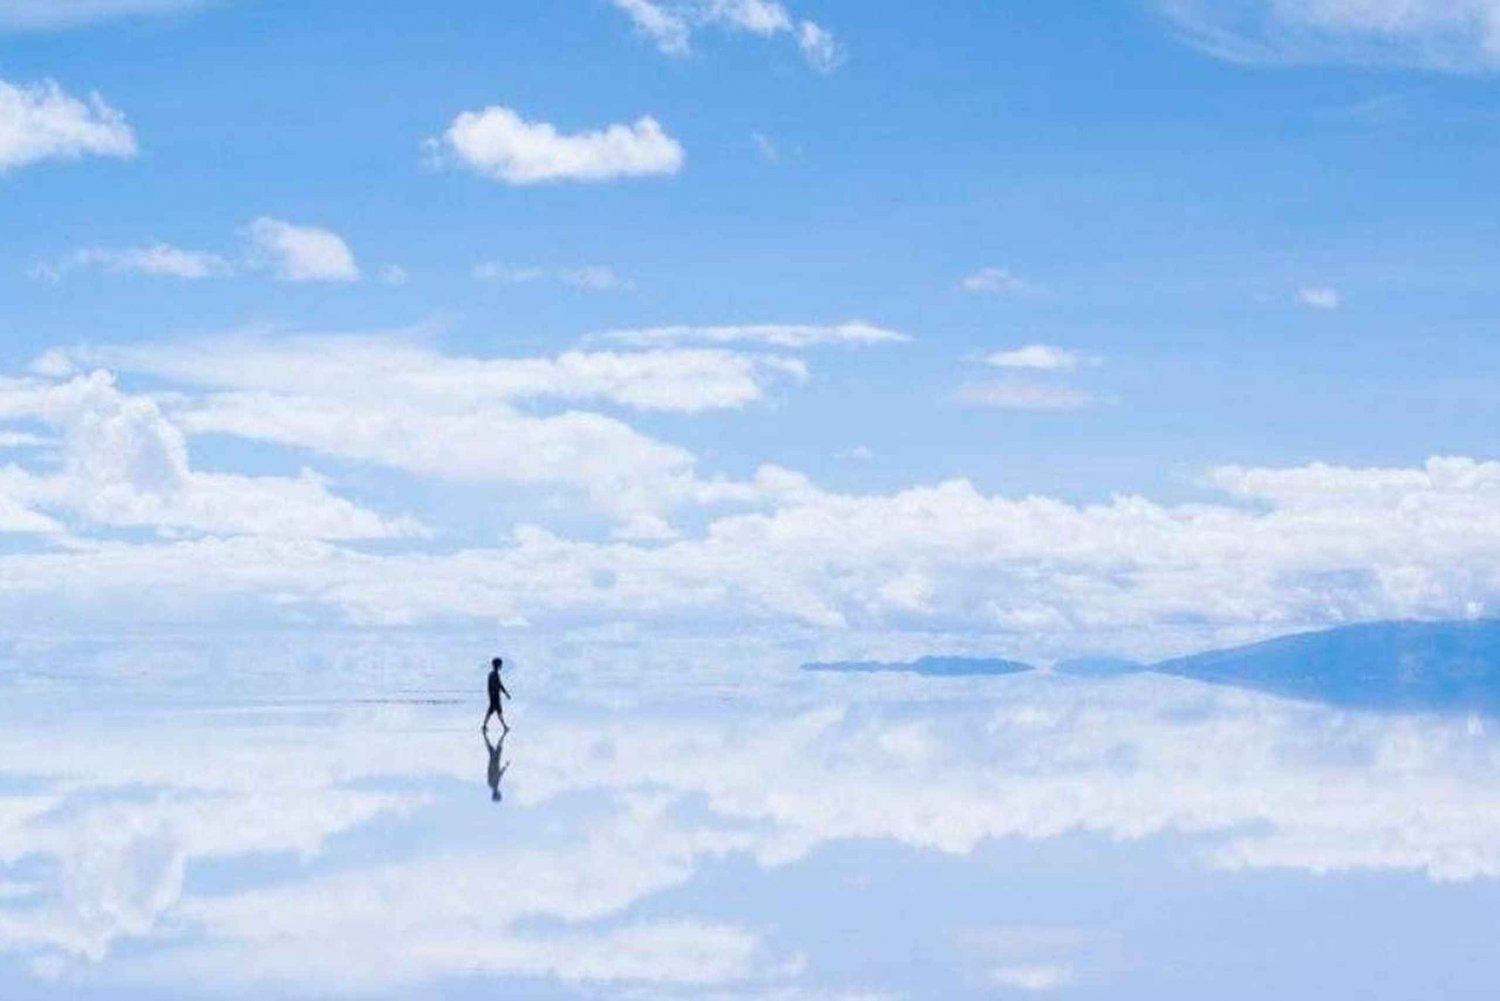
[491,657,503,671]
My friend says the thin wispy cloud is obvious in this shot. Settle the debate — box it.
[1298,286,1342,310]
[474,263,633,291]
[0,0,206,30]
[430,105,684,185]
[600,322,909,349]
[0,78,135,170]
[1159,0,1500,71]
[751,131,779,163]
[990,965,1073,992]
[960,266,1035,295]
[985,345,1098,371]
[797,19,843,72]
[31,243,232,281]
[32,222,363,284]
[958,381,1097,411]
[608,0,844,72]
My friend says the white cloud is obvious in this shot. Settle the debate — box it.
[600,321,909,349]
[244,217,360,283]
[1158,0,1500,71]
[433,106,684,185]
[960,266,1034,295]
[8,344,1500,659]
[1298,286,1342,310]
[751,131,779,162]
[611,0,693,54]
[990,966,1072,992]
[0,78,135,171]
[473,263,547,283]
[378,264,409,286]
[0,490,60,534]
[797,20,844,72]
[958,381,1096,411]
[984,345,1096,371]
[0,370,416,539]
[474,262,632,291]
[608,0,841,71]
[2,443,1499,660]
[32,244,232,281]
[49,336,805,532]
[0,0,205,30]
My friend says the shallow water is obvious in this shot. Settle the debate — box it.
[2,670,1499,999]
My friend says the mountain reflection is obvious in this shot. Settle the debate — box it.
[0,673,1498,998]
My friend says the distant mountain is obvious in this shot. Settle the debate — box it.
[803,655,1033,677]
[1052,656,1145,677]
[1151,619,1500,712]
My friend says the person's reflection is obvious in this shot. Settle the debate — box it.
[484,727,510,803]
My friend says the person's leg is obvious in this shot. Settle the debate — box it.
[482,706,496,730]
[498,703,509,731]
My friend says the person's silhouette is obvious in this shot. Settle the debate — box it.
[482,657,510,733]
[484,727,509,803]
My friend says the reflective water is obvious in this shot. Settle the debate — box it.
[3,670,1499,999]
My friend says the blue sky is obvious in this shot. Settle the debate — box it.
[3,0,1500,662]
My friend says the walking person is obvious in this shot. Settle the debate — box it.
[482,657,510,733]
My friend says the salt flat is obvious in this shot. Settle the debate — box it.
[1,669,1497,999]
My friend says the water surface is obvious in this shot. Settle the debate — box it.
[2,670,1497,999]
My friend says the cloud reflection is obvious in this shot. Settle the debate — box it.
[0,674,1497,995]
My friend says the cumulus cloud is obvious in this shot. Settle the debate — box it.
[6,343,1500,659]
[432,106,684,185]
[0,78,135,171]
[600,321,909,349]
[960,266,1034,295]
[1298,286,1342,310]
[0,0,205,30]
[31,244,232,281]
[244,217,360,283]
[608,0,843,71]
[1159,0,1500,70]
[47,335,807,533]
[1,433,1498,659]
[984,345,1097,371]
[0,490,60,534]
[0,370,417,539]
[474,262,632,291]
[958,381,1096,411]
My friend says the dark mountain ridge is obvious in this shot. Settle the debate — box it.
[1151,618,1500,711]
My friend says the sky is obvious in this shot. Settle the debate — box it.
[3,0,1500,664]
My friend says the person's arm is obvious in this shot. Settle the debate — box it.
[499,678,511,699]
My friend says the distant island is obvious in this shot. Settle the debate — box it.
[1052,656,1145,677]
[805,619,1500,713]
[1152,618,1500,712]
[803,655,1033,677]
